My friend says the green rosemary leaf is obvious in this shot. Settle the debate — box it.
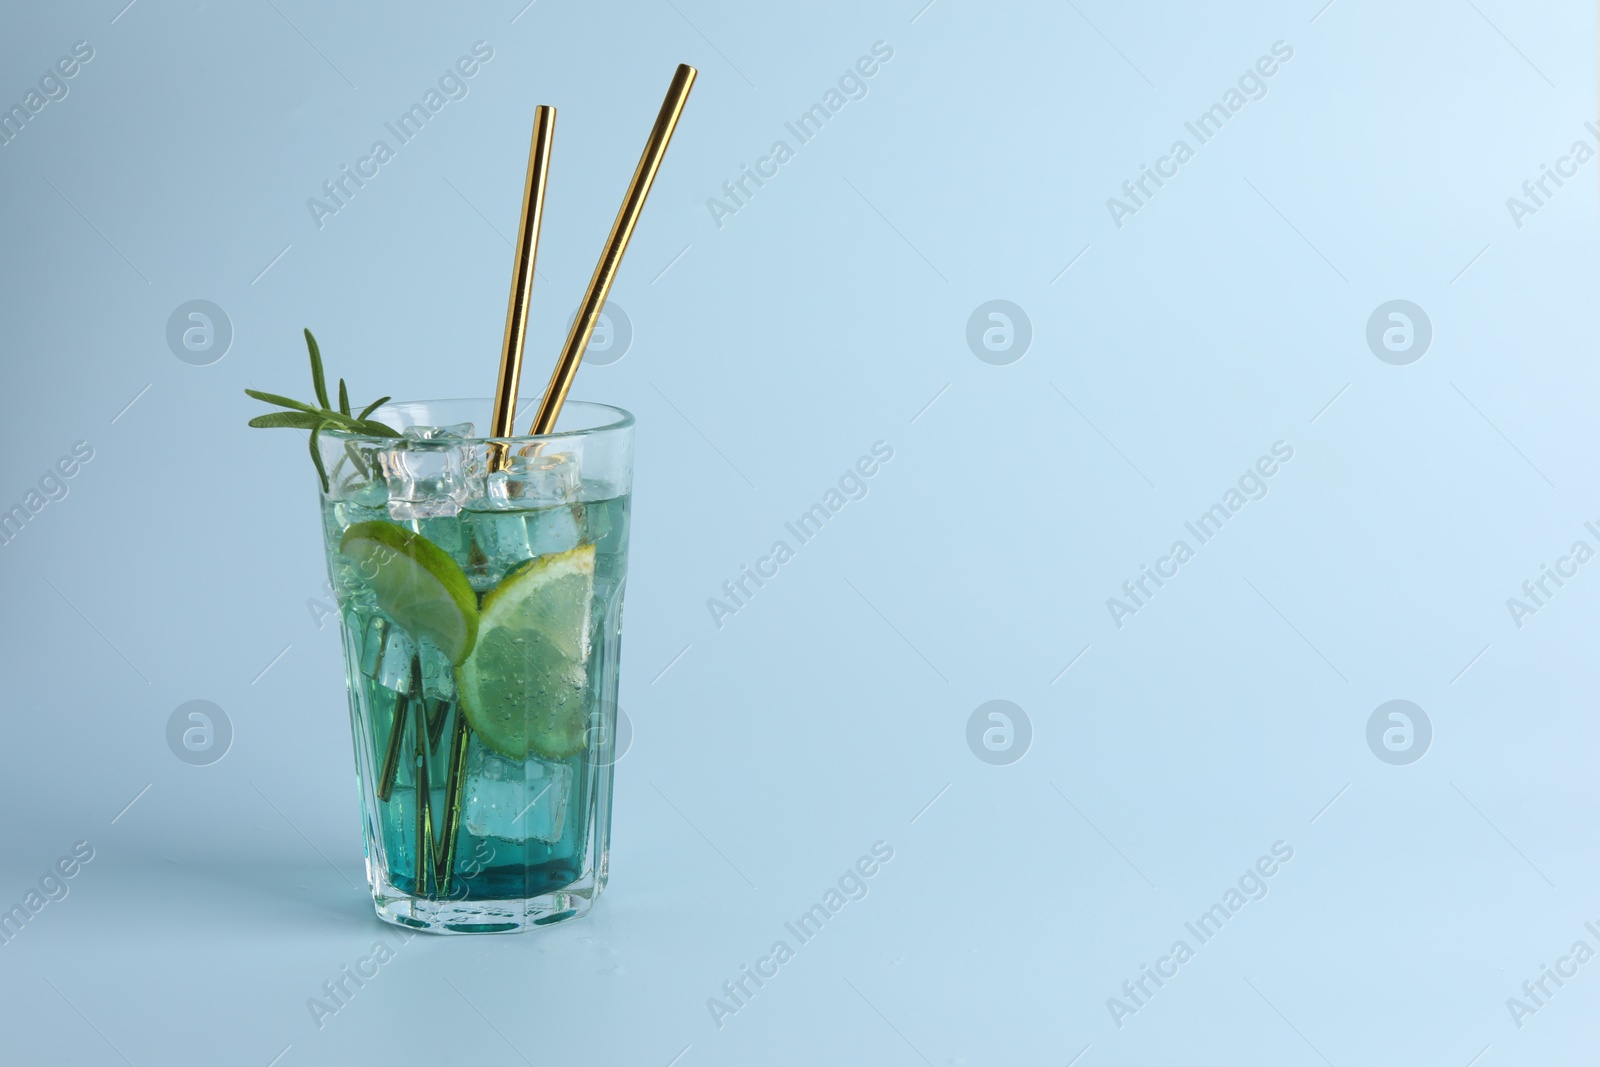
[313,410,398,438]
[305,329,331,411]
[310,408,359,429]
[343,440,370,479]
[250,330,401,484]
[352,418,401,437]
[309,422,330,493]
[244,388,318,413]
[248,411,322,429]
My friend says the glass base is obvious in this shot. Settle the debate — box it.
[370,865,603,935]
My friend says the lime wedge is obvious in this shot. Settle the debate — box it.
[455,544,595,760]
[339,521,479,665]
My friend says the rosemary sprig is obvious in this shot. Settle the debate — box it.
[245,329,399,492]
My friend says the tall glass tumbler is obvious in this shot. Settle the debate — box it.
[317,400,632,933]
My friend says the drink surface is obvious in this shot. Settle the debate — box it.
[322,484,630,917]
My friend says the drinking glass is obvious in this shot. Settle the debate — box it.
[318,399,632,933]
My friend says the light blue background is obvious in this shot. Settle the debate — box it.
[1,0,1596,1063]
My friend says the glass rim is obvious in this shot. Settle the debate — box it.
[324,398,634,446]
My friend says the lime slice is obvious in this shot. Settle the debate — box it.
[339,521,480,665]
[455,544,595,760]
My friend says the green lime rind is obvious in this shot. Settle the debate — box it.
[339,521,480,665]
[455,544,596,760]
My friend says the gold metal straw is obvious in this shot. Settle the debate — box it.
[430,67,697,900]
[374,639,411,802]
[434,715,470,896]
[488,104,558,471]
[414,694,434,896]
[432,105,560,897]
[527,63,697,434]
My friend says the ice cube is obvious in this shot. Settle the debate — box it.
[312,432,392,500]
[340,476,389,508]
[502,505,581,557]
[329,547,374,610]
[526,503,581,557]
[418,640,456,703]
[402,422,474,442]
[456,503,581,592]
[456,509,534,590]
[463,744,570,844]
[333,499,388,529]
[378,439,478,520]
[359,615,415,693]
[578,498,612,545]
[414,515,465,561]
[484,449,578,509]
